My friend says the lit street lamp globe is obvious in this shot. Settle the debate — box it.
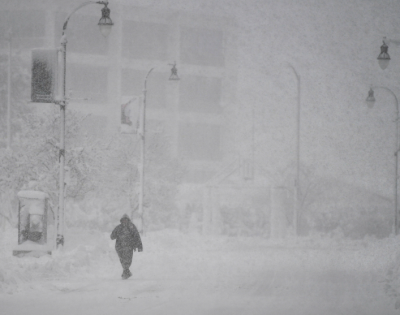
[366,88,376,109]
[98,4,113,37]
[377,40,390,70]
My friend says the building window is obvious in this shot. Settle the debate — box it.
[123,21,169,60]
[0,10,46,48]
[179,123,221,161]
[67,64,108,103]
[0,10,46,39]
[180,27,224,67]
[179,75,222,113]
[55,13,108,55]
[121,69,167,109]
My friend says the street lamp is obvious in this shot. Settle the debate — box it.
[365,86,399,235]
[55,1,113,248]
[366,88,376,109]
[377,38,390,70]
[376,36,400,70]
[135,63,179,234]
[97,3,113,36]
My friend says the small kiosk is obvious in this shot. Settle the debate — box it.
[13,190,53,257]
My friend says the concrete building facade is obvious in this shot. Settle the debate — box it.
[0,0,238,183]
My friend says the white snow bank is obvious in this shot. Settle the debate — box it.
[1,222,400,300]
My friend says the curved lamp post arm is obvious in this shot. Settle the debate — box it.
[124,68,155,108]
[144,68,155,95]
[381,37,400,47]
[62,1,109,35]
[286,62,300,84]
[372,86,399,115]
[60,0,110,98]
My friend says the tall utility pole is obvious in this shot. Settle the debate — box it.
[287,63,301,236]
[251,103,255,167]
[6,29,12,150]
[57,34,66,248]
[137,68,154,234]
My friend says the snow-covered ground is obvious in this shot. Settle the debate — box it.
[1,223,400,315]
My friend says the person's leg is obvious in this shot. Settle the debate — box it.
[116,247,126,276]
[120,248,133,279]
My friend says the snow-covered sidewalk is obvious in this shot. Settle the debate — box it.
[1,225,399,314]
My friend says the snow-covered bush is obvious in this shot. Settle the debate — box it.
[0,51,31,149]
[220,205,269,237]
[294,174,393,239]
[0,108,185,233]
[65,194,130,232]
[0,189,18,230]
[0,108,102,209]
[87,123,186,232]
[305,201,392,239]
[377,236,400,308]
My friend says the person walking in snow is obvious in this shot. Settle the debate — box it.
[110,214,143,279]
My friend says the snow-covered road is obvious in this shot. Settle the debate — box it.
[0,258,394,315]
[1,227,399,314]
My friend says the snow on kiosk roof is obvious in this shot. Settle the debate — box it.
[17,190,49,200]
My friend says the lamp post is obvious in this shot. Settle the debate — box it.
[6,28,11,150]
[136,63,179,234]
[286,63,301,236]
[365,86,399,235]
[55,1,113,248]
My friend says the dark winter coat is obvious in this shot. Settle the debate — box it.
[110,215,143,252]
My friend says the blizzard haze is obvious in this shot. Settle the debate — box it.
[1,0,400,314]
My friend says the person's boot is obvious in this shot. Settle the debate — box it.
[122,269,132,280]
[124,269,132,279]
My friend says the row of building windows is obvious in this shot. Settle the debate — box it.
[122,21,225,67]
[0,10,225,67]
[0,8,226,164]
[0,10,46,39]
[67,65,222,113]
[83,115,222,161]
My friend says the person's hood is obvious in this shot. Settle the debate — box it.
[120,214,131,223]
